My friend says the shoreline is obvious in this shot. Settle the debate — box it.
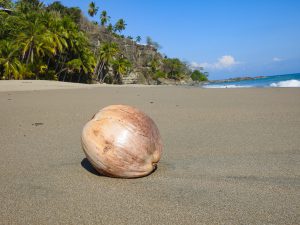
[2,80,300,93]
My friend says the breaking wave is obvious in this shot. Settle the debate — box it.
[203,84,252,88]
[270,79,300,87]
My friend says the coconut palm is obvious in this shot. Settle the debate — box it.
[0,0,13,8]
[88,1,98,17]
[44,12,68,56]
[112,57,131,83]
[114,19,126,33]
[0,41,22,79]
[136,36,141,43]
[107,23,113,33]
[100,10,110,27]
[16,14,54,66]
[94,42,119,82]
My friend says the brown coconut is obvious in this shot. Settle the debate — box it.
[81,105,163,178]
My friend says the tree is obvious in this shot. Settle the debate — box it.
[16,13,53,66]
[47,2,81,24]
[136,36,141,43]
[0,40,21,79]
[107,23,113,33]
[15,0,44,13]
[190,70,208,81]
[44,12,68,56]
[0,0,96,83]
[112,57,131,84]
[146,36,161,49]
[88,1,98,17]
[100,10,110,27]
[94,42,119,82]
[114,19,126,33]
[161,58,187,80]
[0,0,13,8]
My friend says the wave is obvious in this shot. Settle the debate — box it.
[270,79,300,87]
[203,84,252,88]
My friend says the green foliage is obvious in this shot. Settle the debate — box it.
[100,10,110,26]
[0,0,95,83]
[191,70,208,81]
[114,19,126,33]
[153,70,166,80]
[47,2,81,24]
[112,57,131,83]
[161,58,187,80]
[88,1,98,17]
[0,0,194,84]
[146,36,161,49]
[107,23,113,33]
[0,0,13,8]
[136,36,141,43]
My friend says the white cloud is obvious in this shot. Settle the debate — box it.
[273,57,283,62]
[190,55,239,70]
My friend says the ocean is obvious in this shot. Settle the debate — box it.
[204,73,300,88]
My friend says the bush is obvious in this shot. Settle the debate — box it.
[153,70,166,80]
[191,70,208,81]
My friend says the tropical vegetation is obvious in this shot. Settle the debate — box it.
[0,0,208,84]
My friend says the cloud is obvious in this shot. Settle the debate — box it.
[191,55,239,70]
[273,57,283,62]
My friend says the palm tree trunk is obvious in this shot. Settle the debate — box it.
[55,53,62,72]
[63,72,67,82]
[93,59,100,78]
[26,41,33,65]
[46,57,51,77]
[98,61,105,82]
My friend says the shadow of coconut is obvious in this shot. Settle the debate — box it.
[81,157,159,178]
[81,158,104,176]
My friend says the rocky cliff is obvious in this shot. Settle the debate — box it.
[81,19,163,84]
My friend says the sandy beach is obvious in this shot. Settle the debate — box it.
[0,81,299,225]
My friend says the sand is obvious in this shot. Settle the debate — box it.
[0,81,299,224]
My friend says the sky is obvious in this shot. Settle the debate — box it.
[42,0,300,79]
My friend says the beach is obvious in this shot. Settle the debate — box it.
[0,81,299,225]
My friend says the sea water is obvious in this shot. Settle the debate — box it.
[204,73,300,88]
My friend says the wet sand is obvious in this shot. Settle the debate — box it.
[0,82,299,224]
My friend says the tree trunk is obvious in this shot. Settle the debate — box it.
[55,53,62,72]
[93,59,100,79]
[98,61,105,82]
[26,41,33,65]
[63,72,67,82]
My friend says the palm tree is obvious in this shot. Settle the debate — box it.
[43,12,68,74]
[46,12,68,54]
[100,10,110,27]
[112,57,131,84]
[114,19,126,33]
[107,23,113,33]
[94,42,119,82]
[0,41,22,79]
[16,14,53,65]
[136,36,141,43]
[88,1,98,17]
[0,0,97,83]
[0,0,13,8]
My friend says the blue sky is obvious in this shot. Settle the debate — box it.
[42,0,300,79]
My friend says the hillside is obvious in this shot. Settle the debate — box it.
[82,19,163,84]
[0,0,208,84]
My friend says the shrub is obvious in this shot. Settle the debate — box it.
[191,70,208,81]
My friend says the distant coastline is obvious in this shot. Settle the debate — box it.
[209,75,267,84]
[204,73,300,88]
